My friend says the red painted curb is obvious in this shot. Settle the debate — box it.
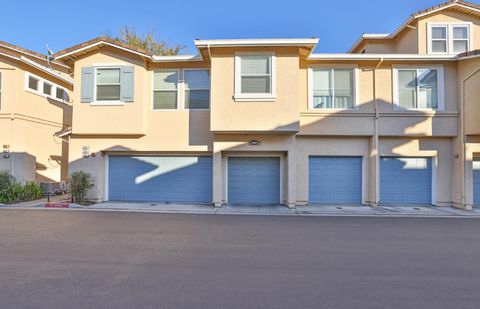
[44,203,70,208]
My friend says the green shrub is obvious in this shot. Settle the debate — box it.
[0,171,42,204]
[69,171,93,203]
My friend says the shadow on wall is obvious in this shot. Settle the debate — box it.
[68,95,447,204]
[47,97,72,181]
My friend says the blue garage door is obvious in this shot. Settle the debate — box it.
[228,157,280,205]
[309,156,363,204]
[473,158,480,207]
[380,157,432,205]
[108,156,212,203]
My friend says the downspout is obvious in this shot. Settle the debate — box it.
[460,65,480,209]
[372,57,383,206]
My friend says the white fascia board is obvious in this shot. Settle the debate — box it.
[308,53,457,61]
[194,38,319,47]
[152,54,203,62]
[0,42,70,69]
[54,41,152,60]
[20,56,74,85]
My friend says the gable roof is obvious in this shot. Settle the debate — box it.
[52,36,154,60]
[53,37,320,62]
[0,51,73,85]
[0,40,70,69]
[348,0,480,53]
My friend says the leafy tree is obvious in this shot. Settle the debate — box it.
[107,27,185,55]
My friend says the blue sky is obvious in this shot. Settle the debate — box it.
[0,0,466,55]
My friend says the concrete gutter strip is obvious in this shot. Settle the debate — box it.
[1,201,480,218]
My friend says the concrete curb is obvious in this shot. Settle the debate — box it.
[1,205,480,218]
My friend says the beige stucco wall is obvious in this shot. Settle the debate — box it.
[353,9,480,55]
[451,57,480,208]
[417,9,480,54]
[209,47,301,133]
[300,60,459,137]
[66,40,467,207]
[0,56,71,183]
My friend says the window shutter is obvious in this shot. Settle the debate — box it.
[81,67,94,103]
[121,66,135,102]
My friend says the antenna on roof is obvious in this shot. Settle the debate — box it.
[45,43,55,69]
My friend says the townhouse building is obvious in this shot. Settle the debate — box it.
[0,41,73,183]
[7,0,478,209]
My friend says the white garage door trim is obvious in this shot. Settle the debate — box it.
[225,154,283,204]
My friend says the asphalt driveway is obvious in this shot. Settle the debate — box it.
[0,209,479,309]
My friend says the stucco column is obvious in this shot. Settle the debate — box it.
[212,151,223,208]
[368,135,380,207]
[464,146,474,210]
[285,136,296,209]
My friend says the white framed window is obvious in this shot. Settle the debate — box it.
[152,69,179,110]
[234,53,276,101]
[308,66,359,109]
[184,69,210,109]
[428,23,472,54]
[392,66,444,110]
[452,25,469,53]
[28,75,39,91]
[24,72,69,103]
[43,82,52,96]
[95,67,121,101]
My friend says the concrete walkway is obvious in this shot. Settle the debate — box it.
[4,199,480,217]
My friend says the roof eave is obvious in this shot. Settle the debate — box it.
[308,53,458,61]
[53,41,152,61]
[347,1,480,53]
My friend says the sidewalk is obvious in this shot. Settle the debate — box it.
[4,199,480,217]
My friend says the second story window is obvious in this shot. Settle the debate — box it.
[428,23,471,54]
[25,72,69,103]
[185,69,210,109]
[28,75,39,91]
[309,68,356,109]
[43,82,52,96]
[393,67,444,110]
[430,26,447,53]
[452,26,469,53]
[96,68,121,101]
[234,53,276,101]
[153,70,178,110]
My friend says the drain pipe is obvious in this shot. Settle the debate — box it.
[460,66,480,209]
[372,57,383,207]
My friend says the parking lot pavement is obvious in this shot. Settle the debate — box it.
[1,210,480,309]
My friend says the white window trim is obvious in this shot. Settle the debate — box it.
[91,66,123,106]
[183,68,211,110]
[151,69,180,111]
[234,52,276,101]
[307,65,360,110]
[427,22,472,55]
[24,72,69,104]
[392,65,445,111]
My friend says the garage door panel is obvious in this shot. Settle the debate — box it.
[108,156,212,203]
[380,157,432,205]
[473,158,480,206]
[228,157,280,205]
[309,156,363,204]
